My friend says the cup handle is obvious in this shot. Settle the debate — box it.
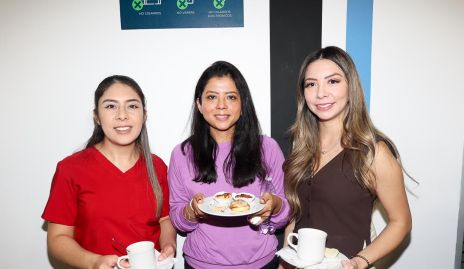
[286,233,298,251]
[117,255,130,269]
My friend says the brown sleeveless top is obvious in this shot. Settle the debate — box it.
[294,150,375,258]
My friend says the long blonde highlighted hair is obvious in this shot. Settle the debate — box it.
[284,46,401,223]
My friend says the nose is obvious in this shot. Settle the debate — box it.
[117,107,128,120]
[216,96,227,109]
[316,83,328,99]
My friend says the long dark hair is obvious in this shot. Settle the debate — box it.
[182,61,267,188]
[86,75,163,219]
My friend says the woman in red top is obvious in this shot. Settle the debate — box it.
[42,75,176,269]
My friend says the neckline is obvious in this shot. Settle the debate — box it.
[91,146,142,176]
[312,149,345,178]
[217,140,232,149]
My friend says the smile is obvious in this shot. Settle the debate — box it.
[214,115,230,121]
[114,126,131,133]
[316,103,334,111]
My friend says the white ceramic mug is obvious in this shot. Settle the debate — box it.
[117,241,156,269]
[287,228,327,263]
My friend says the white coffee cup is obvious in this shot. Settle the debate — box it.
[287,228,327,264]
[117,241,156,269]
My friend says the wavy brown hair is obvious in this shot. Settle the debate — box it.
[284,46,402,222]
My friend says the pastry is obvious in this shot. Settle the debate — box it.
[325,248,339,258]
[234,193,254,199]
[232,192,256,204]
[229,199,250,212]
[214,192,232,200]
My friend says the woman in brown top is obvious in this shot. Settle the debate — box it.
[282,46,412,269]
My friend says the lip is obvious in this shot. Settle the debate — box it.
[114,126,132,134]
[214,114,230,121]
[315,102,334,111]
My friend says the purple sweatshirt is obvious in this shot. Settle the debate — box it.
[168,136,289,269]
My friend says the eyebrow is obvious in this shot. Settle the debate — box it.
[203,90,239,94]
[305,72,343,80]
[101,98,141,103]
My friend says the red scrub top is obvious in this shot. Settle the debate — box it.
[42,147,169,255]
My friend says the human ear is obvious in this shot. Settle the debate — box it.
[93,112,100,125]
[196,98,203,114]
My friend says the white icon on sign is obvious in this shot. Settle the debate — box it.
[144,0,161,5]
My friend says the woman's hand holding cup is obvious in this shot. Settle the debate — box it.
[158,242,175,261]
[116,241,157,269]
[287,228,328,264]
[90,254,119,269]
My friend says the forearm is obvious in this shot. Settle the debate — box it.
[168,155,199,232]
[283,220,295,247]
[270,195,289,228]
[48,233,99,269]
[159,217,177,250]
[355,220,411,267]
[264,139,289,228]
[360,142,412,267]
[169,202,199,232]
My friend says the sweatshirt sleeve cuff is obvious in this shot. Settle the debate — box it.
[170,206,199,232]
[270,197,289,228]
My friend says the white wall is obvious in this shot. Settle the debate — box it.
[324,0,464,268]
[371,0,464,268]
[0,1,269,268]
[371,1,464,268]
[1,0,464,268]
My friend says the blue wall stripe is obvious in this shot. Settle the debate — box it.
[346,0,373,110]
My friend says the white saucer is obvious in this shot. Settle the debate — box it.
[276,247,347,269]
[197,196,265,217]
[114,250,177,269]
[155,250,177,269]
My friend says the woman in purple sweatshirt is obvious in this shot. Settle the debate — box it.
[168,61,289,269]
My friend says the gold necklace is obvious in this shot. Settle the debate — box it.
[321,142,340,155]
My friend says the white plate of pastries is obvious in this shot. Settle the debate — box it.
[198,191,265,217]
